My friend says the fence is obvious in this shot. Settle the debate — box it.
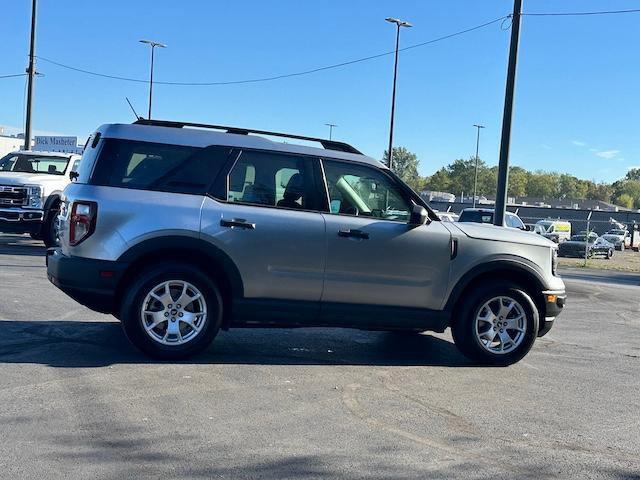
[429,201,640,235]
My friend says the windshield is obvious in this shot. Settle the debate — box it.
[0,153,69,175]
[459,210,493,223]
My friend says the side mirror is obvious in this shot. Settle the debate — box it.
[69,171,79,181]
[409,205,428,226]
[523,224,531,231]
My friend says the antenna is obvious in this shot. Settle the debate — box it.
[126,97,142,120]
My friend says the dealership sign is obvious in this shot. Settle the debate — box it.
[34,136,83,154]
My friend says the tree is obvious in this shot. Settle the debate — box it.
[626,168,640,181]
[586,182,612,202]
[384,147,421,191]
[526,171,557,198]
[446,157,485,197]
[424,168,451,192]
[616,193,634,209]
[508,166,528,197]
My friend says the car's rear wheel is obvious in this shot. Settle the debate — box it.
[452,283,539,366]
[42,203,60,248]
[120,262,223,359]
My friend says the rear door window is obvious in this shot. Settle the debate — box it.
[90,139,231,194]
[224,150,317,211]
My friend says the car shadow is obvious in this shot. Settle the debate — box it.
[0,234,46,257]
[0,320,483,368]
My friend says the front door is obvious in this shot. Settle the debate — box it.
[320,159,452,315]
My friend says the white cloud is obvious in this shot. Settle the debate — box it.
[571,140,586,147]
[595,150,620,159]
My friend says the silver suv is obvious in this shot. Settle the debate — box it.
[46,119,566,365]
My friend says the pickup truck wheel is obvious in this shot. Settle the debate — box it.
[42,205,60,248]
[120,263,223,359]
[452,283,539,366]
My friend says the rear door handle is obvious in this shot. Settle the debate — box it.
[338,229,369,240]
[220,218,256,230]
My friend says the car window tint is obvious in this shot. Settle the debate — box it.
[322,160,412,222]
[90,139,230,194]
[226,150,311,210]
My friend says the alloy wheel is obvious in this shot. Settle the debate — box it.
[140,280,207,346]
[475,296,527,354]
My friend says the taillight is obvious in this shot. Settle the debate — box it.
[69,201,97,246]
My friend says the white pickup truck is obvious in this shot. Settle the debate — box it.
[0,150,80,246]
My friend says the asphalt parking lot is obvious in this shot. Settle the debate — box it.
[0,234,638,480]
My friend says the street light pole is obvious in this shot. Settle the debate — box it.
[23,0,38,151]
[494,0,523,226]
[139,39,167,120]
[325,123,337,140]
[385,17,412,170]
[472,124,485,208]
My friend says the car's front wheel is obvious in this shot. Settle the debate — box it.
[120,262,223,359]
[452,283,539,366]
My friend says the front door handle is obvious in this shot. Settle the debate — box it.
[338,229,369,240]
[220,218,256,230]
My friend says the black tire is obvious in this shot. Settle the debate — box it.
[606,249,613,259]
[42,204,60,248]
[120,262,223,359]
[451,283,539,366]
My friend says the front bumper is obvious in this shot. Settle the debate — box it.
[46,248,128,314]
[0,208,44,234]
[538,289,566,337]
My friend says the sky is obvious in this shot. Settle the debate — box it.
[1,0,639,183]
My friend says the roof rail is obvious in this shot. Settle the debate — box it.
[133,119,362,154]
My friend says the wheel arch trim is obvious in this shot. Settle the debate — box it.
[116,235,244,299]
[444,257,546,314]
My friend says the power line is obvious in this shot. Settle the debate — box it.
[36,15,508,87]
[27,8,640,87]
[522,8,640,16]
[0,73,27,79]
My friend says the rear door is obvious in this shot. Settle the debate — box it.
[319,159,452,320]
[200,149,326,321]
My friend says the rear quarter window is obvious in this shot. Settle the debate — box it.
[90,139,231,195]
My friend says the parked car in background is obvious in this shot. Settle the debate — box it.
[535,219,572,243]
[603,229,629,251]
[0,150,81,247]
[435,210,459,222]
[46,119,565,365]
[527,223,547,235]
[458,208,527,230]
[558,232,614,259]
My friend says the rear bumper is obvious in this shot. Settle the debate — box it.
[0,209,44,234]
[538,289,566,337]
[46,248,128,314]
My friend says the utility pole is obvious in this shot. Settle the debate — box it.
[23,0,38,151]
[494,0,523,226]
[385,17,412,170]
[139,39,166,119]
[325,123,337,140]
[472,124,485,208]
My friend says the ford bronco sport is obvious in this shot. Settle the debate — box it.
[46,119,566,365]
[0,150,81,247]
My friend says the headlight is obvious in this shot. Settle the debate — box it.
[26,185,43,209]
[552,248,559,276]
